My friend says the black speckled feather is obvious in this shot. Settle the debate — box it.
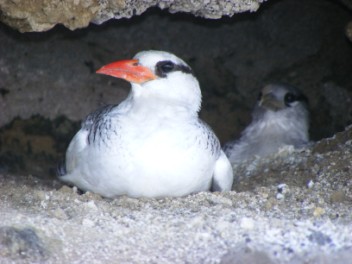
[198,119,221,157]
[82,104,118,145]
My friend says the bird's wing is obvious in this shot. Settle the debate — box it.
[211,150,234,191]
[65,129,89,174]
[64,104,117,174]
[196,120,233,191]
[82,104,116,134]
[197,119,221,156]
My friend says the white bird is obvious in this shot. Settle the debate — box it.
[224,83,309,164]
[58,50,233,198]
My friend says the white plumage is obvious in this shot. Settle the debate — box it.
[224,83,309,164]
[59,50,233,198]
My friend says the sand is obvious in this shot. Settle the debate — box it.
[0,127,351,263]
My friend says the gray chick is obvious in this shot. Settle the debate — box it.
[224,83,309,164]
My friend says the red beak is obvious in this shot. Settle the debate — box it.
[96,59,157,84]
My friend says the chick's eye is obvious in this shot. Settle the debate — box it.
[257,92,263,101]
[159,61,175,73]
[284,93,297,105]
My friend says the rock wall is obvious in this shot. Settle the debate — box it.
[0,0,265,32]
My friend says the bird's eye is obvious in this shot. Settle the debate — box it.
[284,93,297,105]
[155,60,192,78]
[158,61,175,74]
[257,92,263,101]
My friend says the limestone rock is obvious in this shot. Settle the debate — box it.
[0,0,104,32]
[0,227,48,261]
[0,0,265,32]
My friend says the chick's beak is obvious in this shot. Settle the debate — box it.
[96,59,157,84]
[259,93,285,111]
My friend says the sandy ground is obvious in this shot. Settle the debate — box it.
[0,127,351,263]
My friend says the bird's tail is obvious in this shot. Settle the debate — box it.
[56,159,67,177]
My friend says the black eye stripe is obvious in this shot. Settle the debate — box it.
[284,92,308,107]
[285,93,296,103]
[155,60,193,78]
[176,64,193,74]
[159,61,174,73]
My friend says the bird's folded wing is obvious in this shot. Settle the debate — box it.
[211,151,234,191]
